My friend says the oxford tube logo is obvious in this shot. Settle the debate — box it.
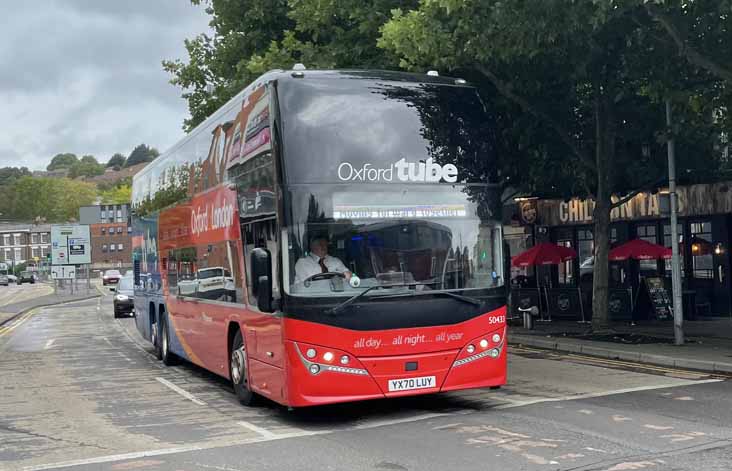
[337,158,458,183]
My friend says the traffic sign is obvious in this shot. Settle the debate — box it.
[51,225,91,265]
[51,265,76,280]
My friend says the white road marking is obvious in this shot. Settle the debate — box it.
[103,336,114,347]
[155,377,207,406]
[493,378,722,410]
[44,339,55,350]
[17,376,722,471]
[238,421,279,439]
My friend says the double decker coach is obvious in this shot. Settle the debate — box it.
[131,67,507,407]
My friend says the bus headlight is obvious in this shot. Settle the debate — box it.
[306,348,317,359]
[323,352,334,362]
[479,339,489,349]
[490,348,500,358]
[340,355,350,365]
[492,334,501,343]
[466,344,475,354]
[309,364,320,374]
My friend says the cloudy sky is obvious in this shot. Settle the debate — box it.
[0,1,211,170]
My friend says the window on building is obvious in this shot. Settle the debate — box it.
[101,227,106,235]
[102,244,108,253]
[117,210,122,218]
[13,234,21,246]
[110,244,116,252]
[31,233,39,244]
[2,235,9,246]
[41,233,49,243]
[637,223,659,275]
[690,221,713,279]
[109,227,115,234]
[118,243,124,251]
[558,239,574,285]
[14,248,22,261]
[663,223,684,277]
[577,228,593,275]
[127,227,132,234]
[32,247,40,259]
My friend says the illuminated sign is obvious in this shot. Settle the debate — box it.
[333,204,467,220]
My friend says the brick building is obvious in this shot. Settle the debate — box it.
[79,204,133,270]
[0,224,52,267]
[90,223,132,269]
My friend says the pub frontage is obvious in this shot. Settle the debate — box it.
[504,181,732,322]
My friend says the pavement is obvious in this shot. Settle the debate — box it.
[0,281,101,326]
[0,290,731,470]
[510,317,732,375]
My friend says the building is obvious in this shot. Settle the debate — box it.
[79,204,133,270]
[504,181,732,319]
[89,223,132,269]
[79,203,131,225]
[0,224,52,267]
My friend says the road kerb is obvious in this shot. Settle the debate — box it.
[0,293,101,329]
[510,333,720,375]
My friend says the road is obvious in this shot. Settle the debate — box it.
[0,282,52,311]
[1,290,731,471]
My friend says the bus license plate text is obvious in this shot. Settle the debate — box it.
[388,375,436,392]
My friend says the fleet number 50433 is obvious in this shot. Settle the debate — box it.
[488,315,505,324]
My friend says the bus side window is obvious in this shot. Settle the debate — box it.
[242,218,279,307]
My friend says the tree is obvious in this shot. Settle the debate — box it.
[125,144,159,167]
[1,177,96,222]
[380,0,728,329]
[99,184,132,204]
[165,0,417,130]
[69,155,105,179]
[106,153,127,169]
[47,153,78,171]
[0,167,31,187]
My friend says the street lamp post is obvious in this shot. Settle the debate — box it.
[666,98,684,345]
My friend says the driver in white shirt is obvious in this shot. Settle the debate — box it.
[295,236,352,284]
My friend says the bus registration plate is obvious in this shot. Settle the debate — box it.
[388,375,436,392]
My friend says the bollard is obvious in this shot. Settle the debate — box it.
[523,311,533,330]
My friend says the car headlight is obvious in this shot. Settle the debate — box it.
[115,294,129,302]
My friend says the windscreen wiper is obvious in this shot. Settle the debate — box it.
[327,282,426,315]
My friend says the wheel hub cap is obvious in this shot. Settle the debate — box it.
[231,347,246,385]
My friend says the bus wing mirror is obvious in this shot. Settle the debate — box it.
[250,247,274,312]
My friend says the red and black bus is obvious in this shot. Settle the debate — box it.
[131,68,507,407]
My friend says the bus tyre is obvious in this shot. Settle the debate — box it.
[152,323,162,361]
[161,317,177,366]
[230,330,256,406]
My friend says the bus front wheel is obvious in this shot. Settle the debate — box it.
[230,330,256,406]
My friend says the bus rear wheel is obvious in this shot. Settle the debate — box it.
[160,317,176,366]
[230,330,256,406]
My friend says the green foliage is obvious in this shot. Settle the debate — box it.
[69,155,105,178]
[0,167,31,187]
[166,0,417,130]
[0,177,97,223]
[47,153,78,171]
[126,144,159,167]
[99,184,132,205]
[107,153,127,169]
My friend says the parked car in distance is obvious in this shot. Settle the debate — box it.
[1,274,18,286]
[102,269,122,286]
[112,275,134,318]
[17,271,37,284]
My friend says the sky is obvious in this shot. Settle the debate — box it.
[0,1,211,171]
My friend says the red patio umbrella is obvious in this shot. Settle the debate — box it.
[512,242,577,267]
[608,239,672,261]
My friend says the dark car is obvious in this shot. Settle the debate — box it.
[102,269,121,286]
[17,271,37,284]
[112,276,134,318]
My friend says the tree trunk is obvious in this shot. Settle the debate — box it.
[591,93,615,331]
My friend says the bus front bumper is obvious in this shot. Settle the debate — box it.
[284,328,507,407]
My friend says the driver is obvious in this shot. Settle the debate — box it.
[295,236,352,284]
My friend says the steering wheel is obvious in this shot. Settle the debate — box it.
[303,272,345,287]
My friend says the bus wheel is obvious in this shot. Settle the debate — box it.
[152,322,162,361]
[230,330,256,406]
[160,317,176,366]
